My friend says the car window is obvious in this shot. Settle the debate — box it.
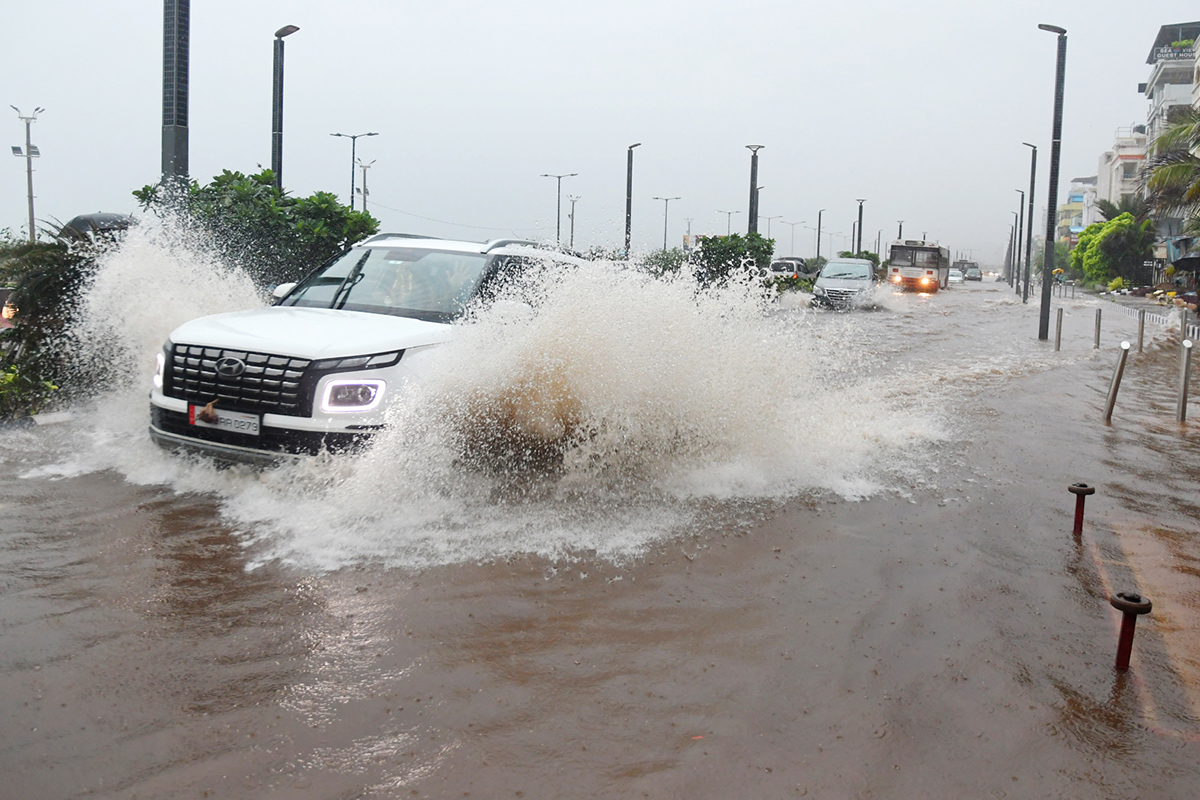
[283,248,490,321]
[820,262,872,279]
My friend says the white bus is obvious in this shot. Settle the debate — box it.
[887,240,951,292]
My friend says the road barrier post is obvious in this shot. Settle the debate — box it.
[1094,308,1102,349]
[1111,592,1152,672]
[1137,309,1145,353]
[1068,482,1094,535]
[1103,341,1130,423]
[1055,308,1063,351]
[1179,340,1193,424]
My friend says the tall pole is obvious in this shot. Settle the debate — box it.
[897,220,904,240]
[746,145,763,234]
[541,172,577,244]
[718,210,740,235]
[1015,190,1025,295]
[271,25,299,192]
[653,196,679,251]
[1023,142,1038,304]
[357,159,374,213]
[781,220,804,256]
[161,0,189,184]
[10,107,42,243]
[764,215,781,240]
[625,143,640,256]
[1038,24,1067,341]
[331,132,378,210]
[855,198,865,255]
[567,195,580,249]
[816,209,825,261]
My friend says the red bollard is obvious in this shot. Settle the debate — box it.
[1110,592,1153,671]
[1068,483,1095,535]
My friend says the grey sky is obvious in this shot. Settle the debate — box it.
[2,1,1196,265]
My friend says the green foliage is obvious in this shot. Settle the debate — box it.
[690,232,774,287]
[0,232,99,417]
[1034,240,1071,273]
[807,255,828,273]
[1095,196,1149,222]
[637,247,688,278]
[0,363,57,417]
[1171,39,1194,49]
[769,274,814,294]
[1107,276,1126,292]
[836,250,880,267]
[134,169,380,287]
[1146,107,1200,233]
[1069,213,1156,284]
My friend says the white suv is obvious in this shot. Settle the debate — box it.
[149,234,579,464]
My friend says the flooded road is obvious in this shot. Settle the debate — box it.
[3,261,1200,798]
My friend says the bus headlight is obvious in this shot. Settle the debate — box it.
[322,379,385,412]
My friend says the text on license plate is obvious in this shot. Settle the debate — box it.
[189,405,260,436]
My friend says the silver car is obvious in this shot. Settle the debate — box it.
[810,258,878,309]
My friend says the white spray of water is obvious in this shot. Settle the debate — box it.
[27,224,952,570]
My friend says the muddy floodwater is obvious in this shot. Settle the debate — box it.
[2,255,1200,798]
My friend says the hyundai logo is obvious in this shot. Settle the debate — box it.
[214,357,246,378]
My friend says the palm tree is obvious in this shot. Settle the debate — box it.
[1145,108,1200,233]
[1095,195,1150,223]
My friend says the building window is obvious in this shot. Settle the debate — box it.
[1122,163,1139,179]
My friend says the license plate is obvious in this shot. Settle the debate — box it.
[189,405,260,436]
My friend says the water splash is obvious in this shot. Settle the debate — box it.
[21,224,950,570]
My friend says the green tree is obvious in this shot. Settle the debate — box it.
[1095,195,1150,223]
[1146,107,1200,233]
[1068,212,1156,284]
[134,169,380,287]
[690,232,774,287]
[637,247,688,278]
[836,250,880,267]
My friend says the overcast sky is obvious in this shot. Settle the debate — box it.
[2,1,1197,266]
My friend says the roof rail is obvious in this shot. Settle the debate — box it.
[360,232,445,244]
[484,238,541,252]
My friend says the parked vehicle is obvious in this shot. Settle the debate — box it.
[769,257,811,279]
[964,265,982,281]
[948,269,964,284]
[149,234,586,464]
[887,240,951,292]
[810,258,878,309]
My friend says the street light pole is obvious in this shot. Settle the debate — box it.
[357,159,375,213]
[717,210,740,235]
[567,194,580,249]
[10,106,43,243]
[1037,23,1067,340]
[653,196,680,251]
[331,132,378,210]
[746,145,764,234]
[764,215,781,240]
[855,198,866,254]
[625,143,640,256]
[1022,142,1038,304]
[897,220,904,240]
[271,24,299,192]
[541,172,578,244]
[816,209,825,261]
[1015,189,1025,295]
[780,220,804,256]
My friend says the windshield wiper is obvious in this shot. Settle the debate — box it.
[330,252,370,309]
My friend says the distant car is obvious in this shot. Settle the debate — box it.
[810,258,878,309]
[948,268,964,284]
[769,257,810,279]
[965,266,983,281]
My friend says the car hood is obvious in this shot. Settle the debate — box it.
[167,306,454,358]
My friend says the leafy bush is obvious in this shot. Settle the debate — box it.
[1107,276,1126,292]
[690,232,774,287]
[0,363,57,417]
[637,247,688,278]
[134,169,379,288]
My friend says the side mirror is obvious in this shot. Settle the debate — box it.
[271,282,297,301]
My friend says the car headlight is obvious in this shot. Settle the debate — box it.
[813,285,825,295]
[322,379,385,413]
[153,346,167,389]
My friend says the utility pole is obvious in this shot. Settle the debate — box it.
[746,145,763,234]
[897,220,904,240]
[356,159,374,213]
[162,0,189,184]
[684,217,693,251]
[717,210,740,235]
[653,196,680,251]
[10,106,43,243]
[624,143,640,255]
[541,172,577,244]
[855,198,866,254]
[567,194,580,249]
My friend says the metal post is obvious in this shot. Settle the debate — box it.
[1104,341,1131,424]
[624,143,640,256]
[1038,25,1068,341]
[1182,310,1189,341]
[1110,592,1152,672]
[357,159,374,213]
[1055,308,1063,351]
[567,195,580,249]
[1023,143,1037,304]
[1069,483,1094,535]
[161,0,190,184]
[541,173,577,244]
[652,196,678,251]
[1015,190,1025,295]
[1094,308,1101,349]
[855,199,865,254]
[897,220,903,240]
[746,145,763,234]
[1179,340,1194,423]
[1137,309,1146,353]
[10,108,42,243]
[816,209,824,260]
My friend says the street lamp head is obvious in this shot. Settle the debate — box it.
[1037,23,1066,35]
[275,25,300,38]
[1022,142,1037,150]
[629,142,641,150]
[746,144,764,154]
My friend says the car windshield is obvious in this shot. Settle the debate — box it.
[820,262,872,280]
[281,247,490,321]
